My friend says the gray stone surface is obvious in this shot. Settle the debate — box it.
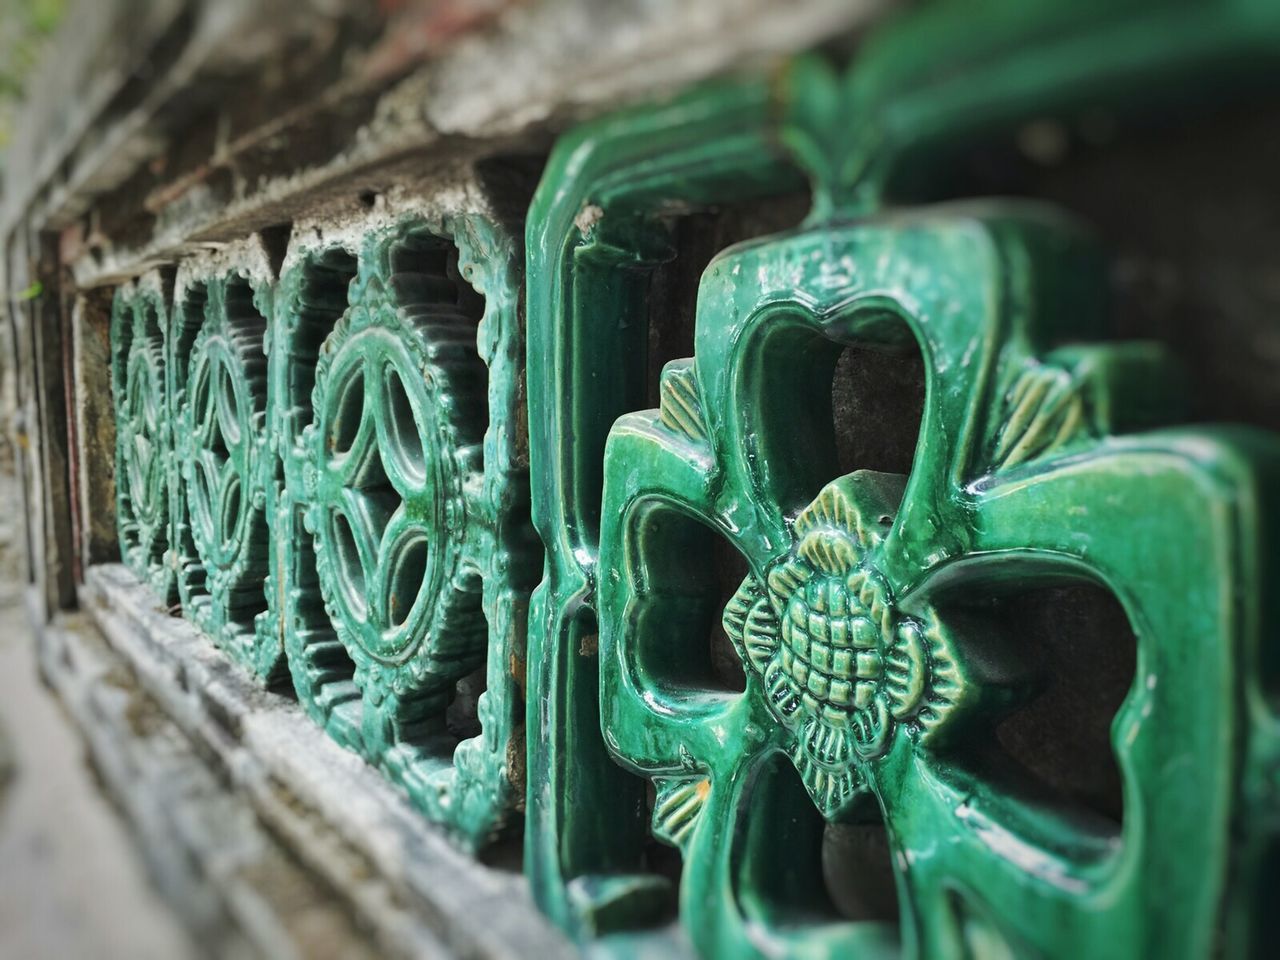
[0,595,197,960]
[67,563,573,960]
[39,612,401,959]
[1,0,890,290]
[0,712,12,815]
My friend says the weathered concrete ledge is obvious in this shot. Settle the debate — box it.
[3,0,886,292]
[45,564,573,959]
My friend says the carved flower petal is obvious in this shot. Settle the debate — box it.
[651,775,711,850]
[795,472,907,551]
[766,559,810,608]
[792,744,866,820]
[722,576,779,676]
[801,713,855,769]
[885,618,928,719]
[720,577,757,646]
[798,529,858,574]
[914,620,965,746]
[853,696,891,760]
[742,599,780,675]
[764,659,802,719]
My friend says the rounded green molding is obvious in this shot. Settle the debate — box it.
[777,0,1280,218]
[596,208,1280,958]
[170,273,279,680]
[523,72,799,938]
[110,283,177,601]
[274,215,534,848]
[522,1,1280,941]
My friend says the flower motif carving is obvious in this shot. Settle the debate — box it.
[303,269,486,714]
[723,475,961,818]
[592,210,1264,959]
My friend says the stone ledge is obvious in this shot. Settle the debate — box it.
[53,563,571,959]
[20,0,885,290]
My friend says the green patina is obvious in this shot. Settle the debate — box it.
[171,273,279,680]
[272,218,533,848]
[111,286,176,602]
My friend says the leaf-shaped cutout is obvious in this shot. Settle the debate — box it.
[993,364,1088,470]
[652,775,710,850]
[658,359,707,443]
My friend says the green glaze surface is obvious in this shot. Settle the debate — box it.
[522,0,1280,951]
[782,0,1280,218]
[524,75,796,938]
[269,245,364,748]
[110,286,177,601]
[170,274,280,680]
[273,218,533,847]
[596,210,1280,957]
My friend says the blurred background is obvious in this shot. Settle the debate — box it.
[3,3,193,957]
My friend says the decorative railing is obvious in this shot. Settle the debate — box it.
[171,255,275,675]
[111,278,176,602]
[103,1,1280,957]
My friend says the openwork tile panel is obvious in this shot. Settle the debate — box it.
[170,267,279,680]
[111,280,177,602]
[95,0,1280,956]
[596,212,1268,957]
[520,0,1280,956]
[274,217,534,845]
[108,210,534,850]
